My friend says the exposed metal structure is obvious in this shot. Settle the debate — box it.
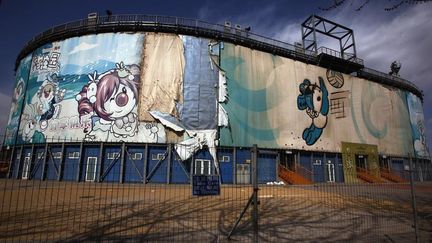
[302,15,357,60]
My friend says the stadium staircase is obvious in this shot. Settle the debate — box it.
[278,164,313,185]
[356,167,384,183]
[380,168,408,183]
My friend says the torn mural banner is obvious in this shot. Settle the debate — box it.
[174,130,218,170]
[138,33,185,122]
[180,36,218,130]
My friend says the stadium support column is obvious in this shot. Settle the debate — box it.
[7,146,15,179]
[76,142,83,182]
[233,147,237,185]
[41,144,49,180]
[58,143,65,181]
[143,143,148,184]
[251,144,259,243]
[409,153,419,243]
[120,143,125,184]
[166,144,172,184]
[29,144,34,180]
[97,142,103,182]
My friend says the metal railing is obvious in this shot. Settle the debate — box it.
[15,14,422,100]
[317,46,364,66]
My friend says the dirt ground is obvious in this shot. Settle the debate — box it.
[0,179,431,242]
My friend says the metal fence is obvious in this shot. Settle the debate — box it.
[0,141,431,242]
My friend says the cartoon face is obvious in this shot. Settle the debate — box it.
[14,84,23,100]
[22,119,37,141]
[103,84,136,119]
[312,88,323,113]
[39,84,55,102]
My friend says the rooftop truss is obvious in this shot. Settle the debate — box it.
[302,15,357,60]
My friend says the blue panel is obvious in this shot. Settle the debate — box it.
[124,146,145,183]
[391,159,406,179]
[182,36,218,130]
[147,146,168,183]
[171,153,190,184]
[312,153,325,183]
[31,147,45,180]
[63,146,80,181]
[336,154,344,182]
[12,148,23,179]
[258,153,277,183]
[101,146,121,182]
[218,148,233,184]
[46,146,61,180]
[299,151,312,171]
[81,146,100,181]
[236,148,251,164]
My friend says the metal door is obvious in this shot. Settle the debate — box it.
[326,161,335,182]
[22,157,31,179]
[236,164,250,184]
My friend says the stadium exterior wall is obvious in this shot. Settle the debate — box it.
[3,29,431,184]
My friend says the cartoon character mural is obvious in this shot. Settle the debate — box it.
[10,79,25,116]
[297,77,329,145]
[76,62,164,142]
[36,74,66,131]
[20,103,46,143]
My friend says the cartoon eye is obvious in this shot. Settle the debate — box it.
[115,89,129,107]
[317,96,321,102]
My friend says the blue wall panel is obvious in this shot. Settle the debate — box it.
[11,148,22,179]
[258,153,277,183]
[299,152,312,171]
[236,149,251,165]
[101,146,122,182]
[124,146,145,183]
[312,153,325,183]
[31,147,45,180]
[147,146,168,183]
[62,146,80,181]
[218,148,233,184]
[170,154,190,184]
[46,146,61,180]
[81,146,100,182]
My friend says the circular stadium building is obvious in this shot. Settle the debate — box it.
[3,14,431,185]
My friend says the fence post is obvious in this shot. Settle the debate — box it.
[409,153,419,243]
[251,144,259,243]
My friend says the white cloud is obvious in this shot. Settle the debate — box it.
[68,42,98,55]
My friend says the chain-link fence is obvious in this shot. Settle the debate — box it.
[0,139,431,242]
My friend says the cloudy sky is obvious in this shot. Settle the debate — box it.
[0,0,430,153]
